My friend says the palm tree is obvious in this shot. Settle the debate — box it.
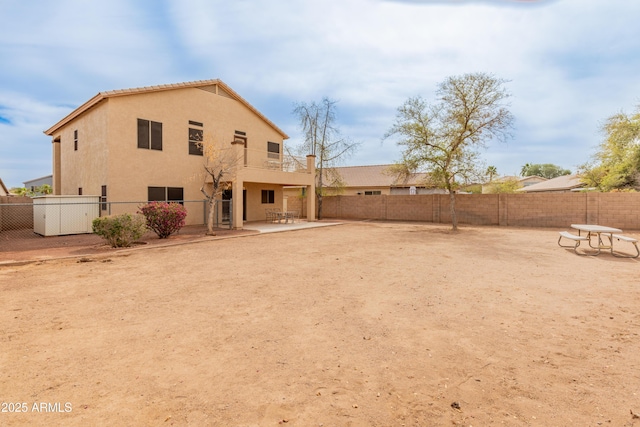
[486,165,498,182]
[37,184,52,195]
[11,187,31,197]
[520,163,532,177]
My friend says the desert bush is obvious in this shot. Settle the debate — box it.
[92,213,146,248]
[138,201,187,239]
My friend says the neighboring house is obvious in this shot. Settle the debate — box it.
[519,175,548,187]
[482,175,547,193]
[23,174,53,194]
[0,178,9,196]
[517,174,585,193]
[321,164,446,196]
[44,79,316,228]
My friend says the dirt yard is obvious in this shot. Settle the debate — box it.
[1,222,639,426]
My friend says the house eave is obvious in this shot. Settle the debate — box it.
[43,79,289,139]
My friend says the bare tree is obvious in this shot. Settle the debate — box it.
[292,98,358,219]
[197,134,242,236]
[385,73,514,231]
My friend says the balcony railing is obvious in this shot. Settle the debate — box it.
[243,147,308,173]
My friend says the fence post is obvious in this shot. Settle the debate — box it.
[383,194,388,220]
[586,192,598,224]
[433,195,441,224]
[498,194,508,226]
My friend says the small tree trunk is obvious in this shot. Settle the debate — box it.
[207,198,217,236]
[449,190,458,231]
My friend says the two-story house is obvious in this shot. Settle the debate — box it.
[44,79,316,229]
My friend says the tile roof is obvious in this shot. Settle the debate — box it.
[518,174,584,192]
[325,165,432,188]
[44,79,288,138]
[0,177,8,196]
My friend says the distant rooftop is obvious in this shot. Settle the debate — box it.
[325,165,432,188]
[518,174,585,193]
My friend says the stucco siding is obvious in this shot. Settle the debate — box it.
[243,182,283,222]
[104,87,287,203]
[58,101,109,197]
[48,81,315,228]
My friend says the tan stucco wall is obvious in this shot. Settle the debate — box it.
[51,85,314,227]
[56,101,109,197]
[242,182,283,222]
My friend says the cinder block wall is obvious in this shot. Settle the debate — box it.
[321,193,640,230]
[596,193,640,228]
[506,193,587,227]
[386,195,434,221]
[286,194,307,218]
[438,194,500,226]
[338,195,386,219]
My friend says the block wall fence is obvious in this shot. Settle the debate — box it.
[319,193,640,230]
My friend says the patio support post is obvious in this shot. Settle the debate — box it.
[52,137,61,195]
[232,178,244,230]
[231,139,246,230]
[306,154,316,222]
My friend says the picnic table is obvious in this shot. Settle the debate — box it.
[571,224,621,253]
[557,224,638,258]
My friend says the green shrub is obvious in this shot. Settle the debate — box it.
[138,201,187,239]
[92,213,147,248]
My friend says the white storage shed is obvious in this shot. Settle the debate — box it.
[33,195,100,236]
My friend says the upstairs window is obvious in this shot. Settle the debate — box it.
[267,141,280,159]
[137,119,163,150]
[74,130,78,151]
[188,121,203,156]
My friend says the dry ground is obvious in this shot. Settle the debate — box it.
[0,225,254,264]
[1,222,639,426]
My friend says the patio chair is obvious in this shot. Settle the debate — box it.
[266,208,283,223]
[265,208,275,223]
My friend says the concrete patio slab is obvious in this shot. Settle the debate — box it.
[243,220,343,234]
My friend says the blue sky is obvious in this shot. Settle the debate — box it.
[1,0,639,188]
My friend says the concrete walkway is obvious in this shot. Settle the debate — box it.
[243,220,343,234]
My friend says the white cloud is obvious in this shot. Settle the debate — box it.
[383,0,557,4]
[0,92,70,187]
[1,0,640,185]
